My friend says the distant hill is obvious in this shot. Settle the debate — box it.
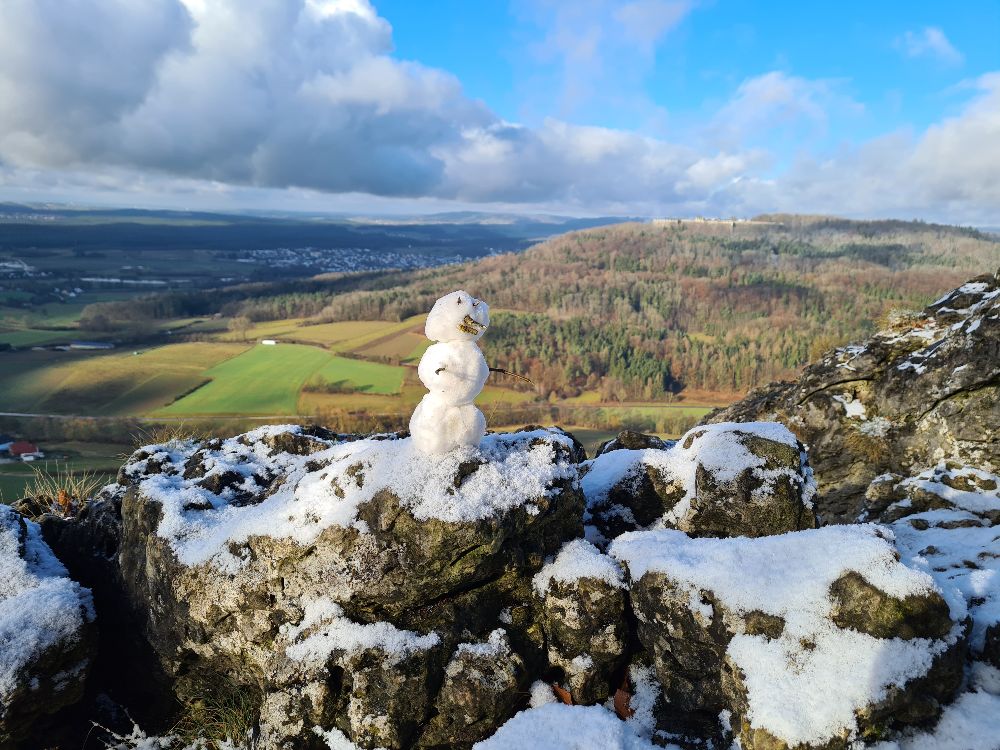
[308,216,1000,400]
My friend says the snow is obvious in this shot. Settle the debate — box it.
[0,505,94,698]
[610,525,960,747]
[126,425,577,568]
[582,421,814,528]
[624,664,661,740]
[871,690,1000,750]
[472,703,677,750]
[884,466,1000,653]
[529,680,558,708]
[282,597,438,666]
[314,726,379,750]
[455,628,508,658]
[532,539,625,595]
[832,394,867,419]
[897,464,1000,517]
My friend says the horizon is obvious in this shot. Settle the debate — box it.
[0,1,998,223]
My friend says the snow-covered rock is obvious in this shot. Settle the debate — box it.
[0,505,96,746]
[610,525,967,749]
[864,463,1000,664]
[532,540,628,703]
[583,422,817,544]
[116,424,584,748]
[710,269,1000,522]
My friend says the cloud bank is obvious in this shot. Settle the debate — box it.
[0,0,997,223]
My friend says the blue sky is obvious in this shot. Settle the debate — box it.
[0,0,998,222]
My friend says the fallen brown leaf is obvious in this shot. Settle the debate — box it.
[613,686,635,719]
[551,683,573,705]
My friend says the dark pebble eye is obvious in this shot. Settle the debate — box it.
[457,298,462,304]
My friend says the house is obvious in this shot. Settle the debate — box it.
[9,441,44,460]
[260,339,278,346]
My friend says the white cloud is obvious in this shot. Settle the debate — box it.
[511,0,692,123]
[614,0,692,53]
[709,72,863,149]
[898,27,964,66]
[0,1,997,224]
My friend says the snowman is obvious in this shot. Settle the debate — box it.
[409,290,491,455]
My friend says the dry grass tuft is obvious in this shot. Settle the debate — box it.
[130,422,209,450]
[20,463,106,517]
[170,684,260,749]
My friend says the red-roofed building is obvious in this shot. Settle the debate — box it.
[8,441,43,460]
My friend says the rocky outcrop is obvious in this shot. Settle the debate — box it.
[582,421,818,544]
[10,404,994,749]
[0,505,96,747]
[707,270,1000,522]
[611,525,967,749]
[115,425,584,748]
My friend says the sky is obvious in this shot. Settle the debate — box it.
[0,0,998,223]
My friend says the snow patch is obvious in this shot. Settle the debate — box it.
[472,703,676,750]
[532,539,624,595]
[282,597,438,667]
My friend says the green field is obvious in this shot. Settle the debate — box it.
[158,344,407,415]
[158,344,332,415]
[0,329,78,347]
[0,343,249,415]
[310,356,406,395]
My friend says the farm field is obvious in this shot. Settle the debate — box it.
[158,344,408,415]
[0,343,249,415]
[308,355,406,395]
[157,344,334,415]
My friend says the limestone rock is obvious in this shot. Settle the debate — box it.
[114,425,584,748]
[594,430,671,457]
[0,505,96,747]
[864,463,1000,665]
[532,540,628,704]
[611,525,966,749]
[582,422,817,545]
[419,629,526,748]
[707,270,1000,522]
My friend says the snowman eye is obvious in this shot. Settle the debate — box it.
[456,298,462,304]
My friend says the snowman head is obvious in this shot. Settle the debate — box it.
[425,290,490,343]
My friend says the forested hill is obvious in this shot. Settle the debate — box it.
[308,217,1000,399]
[78,216,1000,402]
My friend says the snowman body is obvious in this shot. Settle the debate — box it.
[409,291,490,455]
